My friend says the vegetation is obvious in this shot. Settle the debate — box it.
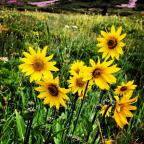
[0,9,143,144]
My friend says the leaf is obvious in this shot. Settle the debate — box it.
[54,137,60,144]
[15,109,26,142]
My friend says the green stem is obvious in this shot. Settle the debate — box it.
[85,90,105,143]
[92,104,112,144]
[24,117,34,144]
[44,108,56,143]
[85,110,97,143]
[71,80,89,135]
[45,106,49,123]
[63,95,78,143]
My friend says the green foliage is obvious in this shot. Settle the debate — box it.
[15,110,26,142]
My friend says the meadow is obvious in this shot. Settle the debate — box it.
[0,9,144,144]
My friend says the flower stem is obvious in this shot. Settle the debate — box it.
[85,110,97,143]
[44,108,56,143]
[71,80,89,135]
[92,104,112,144]
[63,94,78,143]
[85,90,105,142]
[97,120,104,144]
[24,117,34,144]
[24,102,35,144]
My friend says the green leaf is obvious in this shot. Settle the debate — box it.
[15,109,26,142]
[54,137,60,144]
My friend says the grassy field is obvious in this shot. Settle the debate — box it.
[0,9,144,144]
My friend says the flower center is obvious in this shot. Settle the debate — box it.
[120,86,127,91]
[92,68,101,78]
[75,68,80,74]
[48,84,59,96]
[76,78,85,87]
[107,37,117,49]
[33,60,44,71]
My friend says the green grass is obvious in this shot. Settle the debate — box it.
[0,9,144,144]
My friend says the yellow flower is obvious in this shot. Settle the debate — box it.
[88,59,120,90]
[35,74,70,110]
[0,24,8,33]
[104,139,113,144]
[33,31,39,37]
[115,80,137,97]
[100,105,112,117]
[19,46,58,82]
[97,25,126,60]
[70,60,85,75]
[68,72,91,99]
[113,95,137,128]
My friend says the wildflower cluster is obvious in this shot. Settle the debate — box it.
[19,46,69,110]
[19,25,138,143]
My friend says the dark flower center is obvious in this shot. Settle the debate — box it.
[76,78,85,87]
[92,68,101,78]
[75,68,80,74]
[48,84,59,96]
[120,86,127,91]
[33,60,44,71]
[107,37,117,49]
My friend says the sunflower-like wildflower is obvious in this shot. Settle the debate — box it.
[97,25,126,60]
[19,46,58,82]
[70,60,85,75]
[87,59,120,90]
[35,74,70,110]
[113,95,137,128]
[100,104,112,117]
[68,71,91,99]
[115,80,137,97]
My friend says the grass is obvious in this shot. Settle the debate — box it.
[0,9,144,144]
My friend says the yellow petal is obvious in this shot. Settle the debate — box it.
[37,92,47,99]
[48,62,59,71]
[105,65,121,73]
[122,108,133,117]
[89,59,95,67]
[29,47,36,55]
[55,77,59,85]
[111,25,116,34]
[103,59,114,67]
[46,54,54,61]
[114,111,125,128]
[126,105,137,110]
[101,74,116,84]
[116,26,122,36]
[55,101,60,110]
[44,97,50,104]
[97,37,105,42]
[118,112,128,124]
[101,31,107,37]
[59,98,66,108]
[23,52,32,59]
[95,77,109,90]
[43,71,53,79]
[42,46,48,57]
[20,58,33,64]
[119,33,126,41]
[37,47,41,55]
[35,87,46,92]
